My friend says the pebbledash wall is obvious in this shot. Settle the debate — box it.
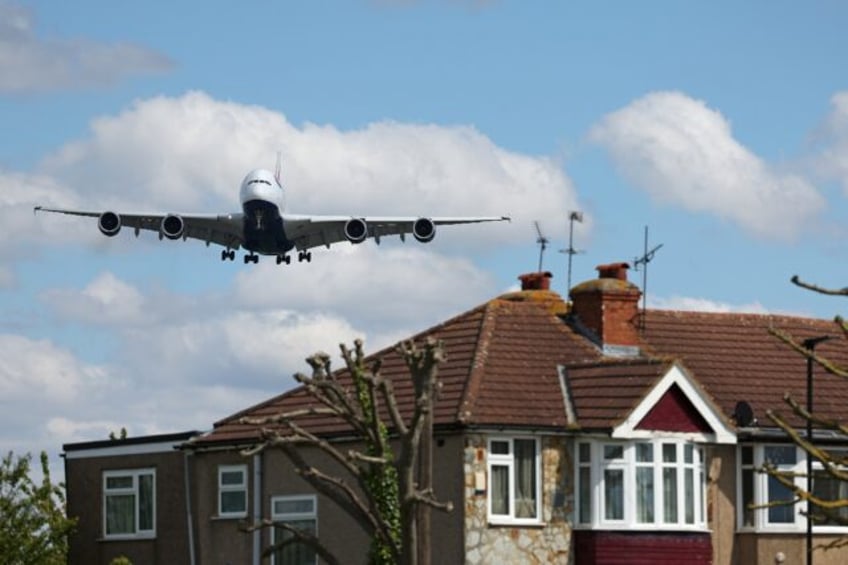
[464,434,572,564]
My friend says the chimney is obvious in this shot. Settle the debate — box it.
[570,262,642,354]
[519,271,552,291]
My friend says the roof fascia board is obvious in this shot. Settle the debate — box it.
[611,362,736,444]
[64,439,185,459]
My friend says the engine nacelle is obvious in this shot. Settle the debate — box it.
[98,211,121,237]
[160,214,185,240]
[412,217,436,243]
[344,217,368,244]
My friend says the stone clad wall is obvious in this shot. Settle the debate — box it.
[464,434,573,564]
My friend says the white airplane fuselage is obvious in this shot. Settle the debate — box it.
[238,168,293,256]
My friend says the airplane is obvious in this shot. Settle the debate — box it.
[34,160,510,265]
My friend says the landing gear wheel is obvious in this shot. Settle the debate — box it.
[221,249,235,261]
[243,253,258,264]
[298,251,312,263]
[276,254,291,265]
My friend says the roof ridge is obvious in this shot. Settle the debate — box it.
[456,299,500,424]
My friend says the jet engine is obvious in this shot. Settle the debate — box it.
[160,214,186,240]
[98,211,122,237]
[344,218,368,244]
[412,217,436,243]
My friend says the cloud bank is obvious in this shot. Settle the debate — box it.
[589,91,825,240]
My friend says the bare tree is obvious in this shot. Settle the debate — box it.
[766,275,848,543]
[240,338,453,565]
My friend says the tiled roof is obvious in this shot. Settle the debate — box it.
[641,309,848,429]
[189,290,848,448]
[190,290,601,447]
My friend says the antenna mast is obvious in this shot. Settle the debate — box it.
[633,225,663,332]
[561,211,584,292]
[534,221,549,273]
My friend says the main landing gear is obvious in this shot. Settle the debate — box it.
[298,250,312,263]
[221,249,236,261]
[243,253,259,264]
[276,254,292,265]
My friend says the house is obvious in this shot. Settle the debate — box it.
[63,263,848,564]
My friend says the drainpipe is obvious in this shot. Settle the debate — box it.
[184,450,197,565]
[253,452,263,565]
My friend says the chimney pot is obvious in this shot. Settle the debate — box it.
[597,262,630,281]
[519,271,552,291]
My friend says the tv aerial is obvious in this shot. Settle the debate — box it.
[534,221,548,273]
[633,225,663,331]
[559,211,584,291]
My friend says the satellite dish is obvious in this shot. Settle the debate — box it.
[733,401,754,427]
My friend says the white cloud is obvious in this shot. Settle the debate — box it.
[0,2,173,93]
[811,91,848,194]
[39,91,583,246]
[589,91,824,240]
[41,271,150,326]
[649,294,769,314]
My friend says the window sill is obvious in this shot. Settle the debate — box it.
[737,526,848,535]
[99,534,156,542]
[211,513,247,521]
[573,524,709,533]
[487,519,545,528]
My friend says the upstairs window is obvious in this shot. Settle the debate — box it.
[103,469,155,538]
[487,437,541,524]
[218,465,248,518]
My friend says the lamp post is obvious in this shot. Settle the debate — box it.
[803,335,831,565]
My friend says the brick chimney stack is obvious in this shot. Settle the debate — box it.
[570,262,642,353]
[519,271,552,291]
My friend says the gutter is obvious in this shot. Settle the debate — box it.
[184,450,197,565]
[252,452,263,565]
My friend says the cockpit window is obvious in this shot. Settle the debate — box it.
[247,179,273,186]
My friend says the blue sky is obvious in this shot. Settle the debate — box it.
[3,0,848,471]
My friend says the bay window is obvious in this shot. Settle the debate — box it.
[574,439,706,530]
[487,437,540,524]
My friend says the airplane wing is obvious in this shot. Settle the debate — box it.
[34,206,245,250]
[283,214,510,251]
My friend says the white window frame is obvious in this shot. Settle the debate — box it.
[737,444,848,533]
[218,464,248,518]
[573,439,707,531]
[810,449,848,533]
[271,495,318,565]
[486,436,542,525]
[102,468,156,539]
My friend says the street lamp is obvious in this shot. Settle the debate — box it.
[803,335,832,565]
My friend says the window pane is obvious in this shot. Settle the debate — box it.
[578,467,591,523]
[491,441,510,455]
[741,445,753,466]
[663,468,678,523]
[275,498,315,516]
[741,469,755,527]
[514,439,537,519]
[221,470,244,486]
[222,491,247,514]
[812,471,848,525]
[138,474,154,531]
[491,464,510,515]
[603,445,623,461]
[604,469,624,520]
[767,474,795,523]
[274,519,317,565]
[663,444,677,463]
[579,443,591,463]
[684,445,693,464]
[106,475,133,490]
[106,494,135,535]
[684,468,695,524]
[636,443,653,463]
[765,446,796,466]
[636,467,654,523]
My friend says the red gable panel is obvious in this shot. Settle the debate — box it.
[635,384,712,433]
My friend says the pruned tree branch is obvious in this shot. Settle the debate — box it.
[791,274,848,297]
